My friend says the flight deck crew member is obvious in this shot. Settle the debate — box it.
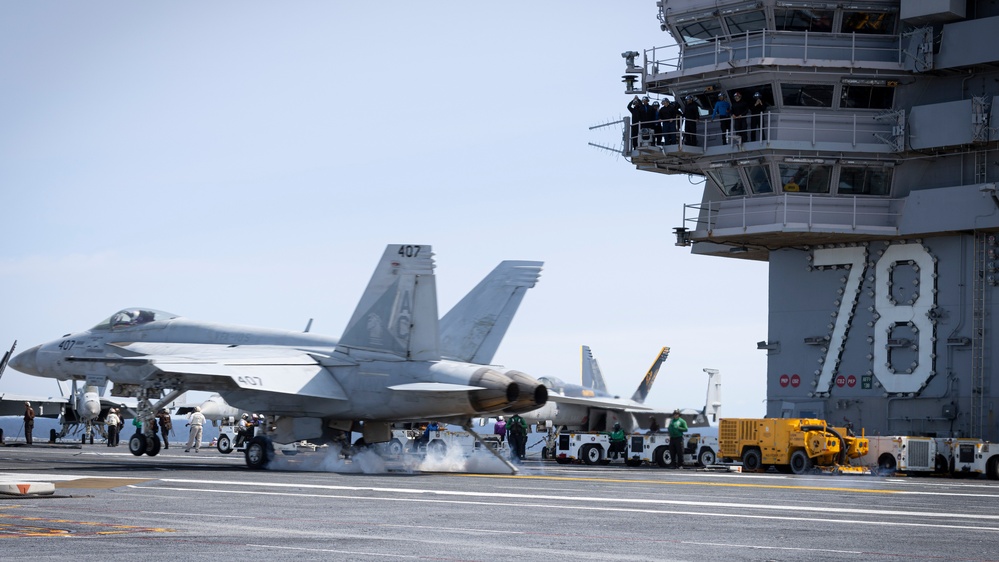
[648,416,660,434]
[494,416,507,441]
[23,402,35,445]
[105,409,120,447]
[608,422,627,459]
[185,406,206,453]
[507,414,528,461]
[667,409,688,469]
[157,409,172,449]
[235,413,250,447]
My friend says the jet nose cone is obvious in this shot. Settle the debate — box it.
[9,345,41,376]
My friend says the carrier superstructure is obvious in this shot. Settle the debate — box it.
[618,1,999,440]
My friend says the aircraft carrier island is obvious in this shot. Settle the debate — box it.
[620,1,999,440]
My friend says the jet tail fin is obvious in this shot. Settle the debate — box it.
[440,261,542,364]
[336,244,440,360]
[629,346,670,404]
[0,341,15,381]
[580,346,608,392]
[701,368,722,425]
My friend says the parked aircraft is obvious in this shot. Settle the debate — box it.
[9,245,547,468]
[521,346,721,432]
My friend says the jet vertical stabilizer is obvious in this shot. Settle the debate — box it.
[0,341,15,381]
[702,368,721,425]
[336,244,440,361]
[580,345,608,392]
[629,346,670,404]
[440,260,543,364]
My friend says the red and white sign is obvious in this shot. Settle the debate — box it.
[836,375,847,387]
[790,374,801,388]
[779,374,790,387]
[847,375,857,388]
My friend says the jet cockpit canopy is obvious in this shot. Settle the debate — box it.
[91,308,180,331]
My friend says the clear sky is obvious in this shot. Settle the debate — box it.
[0,2,769,417]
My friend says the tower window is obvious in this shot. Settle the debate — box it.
[838,166,892,196]
[781,84,835,108]
[775,9,834,32]
[780,164,831,194]
[840,85,894,109]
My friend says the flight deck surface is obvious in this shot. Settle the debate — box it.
[0,445,996,560]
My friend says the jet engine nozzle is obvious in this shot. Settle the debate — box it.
[468,368,520,413]
[499,370,549,414]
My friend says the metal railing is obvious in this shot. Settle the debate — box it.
[682,194,904,234]
[646,29,904,76]
[625,111,893,152]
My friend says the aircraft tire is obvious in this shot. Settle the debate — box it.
[742,448,762,472]
[654,446,671,468]
[581,444,602,465]
[146,435,161,457]
[697,447,717,467]
[245,436,273,470]
[129,433,147,457]
[217,434,233,454]
[789,449,812,474]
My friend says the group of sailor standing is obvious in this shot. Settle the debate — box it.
[628,92,769,148]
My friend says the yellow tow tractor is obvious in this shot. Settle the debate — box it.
[718,418,870,475]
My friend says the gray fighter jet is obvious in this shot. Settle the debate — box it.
[9,245,547,468]
[521,346,721,432]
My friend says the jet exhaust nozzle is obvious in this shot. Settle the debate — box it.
[468,368,520,413]
[498,370,549,414]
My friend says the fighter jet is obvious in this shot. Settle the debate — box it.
[520,346,722,432]
[9,245,548,468]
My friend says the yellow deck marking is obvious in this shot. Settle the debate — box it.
[455,473,900,494]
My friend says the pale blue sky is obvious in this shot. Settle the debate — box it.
[0,2,769,417]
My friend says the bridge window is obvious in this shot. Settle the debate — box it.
[780,163,831,193]
[840,84,894,109]
[706,167,746,196]
[677,18,725,44]
[775,9,834,32]
[781,83,834,108]
[841,11,895,35]
[838,165,892,195]
[746,164,774,194]
[724,10,768,35]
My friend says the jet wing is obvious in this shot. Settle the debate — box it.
[0,393,69,418]
[87,342,349,400]
[546,393,654,412]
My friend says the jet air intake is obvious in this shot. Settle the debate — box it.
[500,370,549,414]
[468,368,520,412]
